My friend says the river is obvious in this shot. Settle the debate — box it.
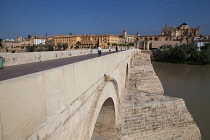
[152,61,210,140]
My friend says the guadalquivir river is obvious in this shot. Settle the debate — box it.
[152,61,210,140]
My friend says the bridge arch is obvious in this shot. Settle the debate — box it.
[82,79,120,140]
[91,97,118,140]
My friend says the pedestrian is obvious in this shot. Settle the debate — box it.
[116,46,118,52]
[98,46,102,56]
[108,46,111,52]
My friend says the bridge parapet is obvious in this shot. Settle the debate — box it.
[0,50,201,140]
[0,49,111,67]
[0,49,140,139]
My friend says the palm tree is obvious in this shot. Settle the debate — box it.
[0,38,3,49]
[107,42,110,48]
[76,41,81,48]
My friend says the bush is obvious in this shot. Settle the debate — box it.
[153,44,210,65]
[28,46,35,52]
[47,45,54,51]
[57,43,62,50]
[11,50,16,53]
[63,43,68,50]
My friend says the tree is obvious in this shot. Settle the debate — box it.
[96,38,99,47]
[69,33,72,35]
[28,35,32,39]
[28,45,35,52]
[112,43,118,46]
[107,42,110,47]
[76,41,81,48]
[45,39,54,46]
[63,43,68,50]
[0,38,3,49]
[47,45,54,51]
[200,43,210,51]
[153,44,210,65]
[57,43,63,50]
[128,43,134,46]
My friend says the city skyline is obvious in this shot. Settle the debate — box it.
[1,0,210,39]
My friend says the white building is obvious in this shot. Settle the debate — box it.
[194,39,210,51]
[34,38,46,45]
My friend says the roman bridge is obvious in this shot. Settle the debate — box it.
[0,50,201,140]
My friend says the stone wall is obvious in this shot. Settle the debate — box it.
[151,40,187,48]
[0,50,201,140]
[0,50,137,140]
[129,53,164,94]
[119,90,201,140]
[0,49,110,67]
[117,53,201,140]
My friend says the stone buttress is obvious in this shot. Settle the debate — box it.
[117,53,201,140]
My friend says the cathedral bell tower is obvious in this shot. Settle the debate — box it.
[123,30,127,38]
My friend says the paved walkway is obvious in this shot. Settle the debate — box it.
[0,51,118,81]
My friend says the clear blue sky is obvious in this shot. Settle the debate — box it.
[1,0,210,39]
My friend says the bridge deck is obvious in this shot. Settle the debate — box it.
[0,51,117,81]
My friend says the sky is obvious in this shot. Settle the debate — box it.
[1,0,210,39]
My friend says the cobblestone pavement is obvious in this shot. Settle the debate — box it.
[0,51,118,81]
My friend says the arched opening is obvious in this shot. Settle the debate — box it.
[91,98,118,140]
[125,63,129,88]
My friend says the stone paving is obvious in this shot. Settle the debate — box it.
[0,51,117,81]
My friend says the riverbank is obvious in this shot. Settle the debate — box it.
[152,44,210,65]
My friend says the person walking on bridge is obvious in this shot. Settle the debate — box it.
[98,46,102,57]
[108,46,111,53]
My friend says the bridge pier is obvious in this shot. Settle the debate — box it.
[117,53,201,140]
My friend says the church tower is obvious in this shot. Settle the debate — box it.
[123,30,127,38]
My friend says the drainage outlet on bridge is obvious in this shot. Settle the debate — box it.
[104,75,111,82]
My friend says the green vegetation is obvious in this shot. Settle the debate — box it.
[152,43,210,65]
[112,43,133,47]
[27,42,69,52]
[76,41,81,48]
[62,43,68,50]
[0,38,3,49]
[28,45,35,52]
[11,50,16,53]
[57,43,63,50]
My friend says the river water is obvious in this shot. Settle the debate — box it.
[152,62,210,140]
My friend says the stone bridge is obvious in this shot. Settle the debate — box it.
[0,50,201,140]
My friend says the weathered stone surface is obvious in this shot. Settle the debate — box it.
[0,49,110,66]
[129,53,164,94]
[118,90,201,140]
[0,50,136,140]
[117,53,201,140]
[0,51,201,140]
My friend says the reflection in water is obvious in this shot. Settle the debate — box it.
[152,62,210,140]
